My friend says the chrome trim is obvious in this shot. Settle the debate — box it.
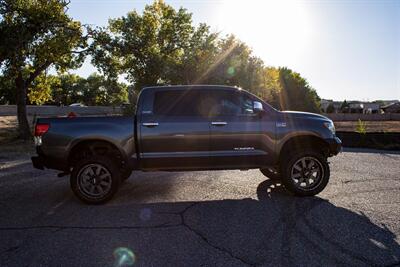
[211,121,227,126]
[142,122,159,127]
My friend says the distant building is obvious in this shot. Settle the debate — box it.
[348,103,364,113]
[321,99,399,114]
[381,102,400,113]
[363,103,380,114]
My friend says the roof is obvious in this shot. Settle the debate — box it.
[381,102,400,109]
[142,84,240,90]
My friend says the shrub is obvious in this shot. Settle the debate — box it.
[356,119,367,134]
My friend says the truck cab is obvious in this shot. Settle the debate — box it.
[137,85,276,170]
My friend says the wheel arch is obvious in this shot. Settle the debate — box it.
[67,138,128,169]
[278,135,330,163]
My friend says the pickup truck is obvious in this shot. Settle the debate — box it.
[31,85,341,204]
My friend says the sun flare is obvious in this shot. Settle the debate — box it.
[216,0,312,64]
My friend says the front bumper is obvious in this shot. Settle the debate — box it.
[326,136,342,156]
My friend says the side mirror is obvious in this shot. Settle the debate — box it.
[253,101,264,113]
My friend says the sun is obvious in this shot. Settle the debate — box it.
[215,0,312,65]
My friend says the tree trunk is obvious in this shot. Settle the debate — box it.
[15,75,31,140]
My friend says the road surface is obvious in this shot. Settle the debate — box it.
[0,148,399,266]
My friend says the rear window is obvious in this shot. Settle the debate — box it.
[153,90,204,116]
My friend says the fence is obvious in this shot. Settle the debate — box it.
[336,131,400,150]
[0,105,123,117]
[323,113,400,121]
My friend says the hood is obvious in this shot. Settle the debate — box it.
[280,111,331,121]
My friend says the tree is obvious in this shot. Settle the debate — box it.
[169,23,219,84]
[0,73,15,104]
[340,100,350,113]
[277,68,321,112]
[51,73,128,106]
[52,73,85,105]
[326,103,335,113]
[28,74,60,105]
[92,0,195,92]
[90,0,322,113]
[0,0,87,138]
[83,74,128,106]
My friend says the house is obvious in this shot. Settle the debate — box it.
[381,102,400,113]
[348,102,364,113]
[363,103,380,114]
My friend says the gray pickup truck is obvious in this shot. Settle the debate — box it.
[32,85,341,204]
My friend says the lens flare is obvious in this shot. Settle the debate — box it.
[227,66,235,76]
[113,247,135,267]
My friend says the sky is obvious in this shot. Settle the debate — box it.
[68,0,400,101]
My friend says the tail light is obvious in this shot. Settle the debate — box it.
[34,123,50,136]
[68,112,77,118]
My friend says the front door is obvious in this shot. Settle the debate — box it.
[139,88,210,170]
[208,90,267,168]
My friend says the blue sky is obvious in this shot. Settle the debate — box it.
[68,0,400,101]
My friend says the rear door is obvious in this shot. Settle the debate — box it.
[138,88,210,170]
[208,90,267,168]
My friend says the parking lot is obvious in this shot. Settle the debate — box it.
[0,147,399,267]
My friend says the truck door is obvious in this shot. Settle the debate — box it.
[139,88,210,170]
[208,90,272,168]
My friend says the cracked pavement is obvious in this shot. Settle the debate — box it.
[0,148,399,266]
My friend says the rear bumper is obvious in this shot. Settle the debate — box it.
[31,156,45,170]
[326,136,342,156]
[31,151,68,171]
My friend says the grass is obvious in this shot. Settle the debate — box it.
[334,120,400,133]
[0,116,34,155]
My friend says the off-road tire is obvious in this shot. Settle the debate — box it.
[280,150,330,196]
[70,155,121,204]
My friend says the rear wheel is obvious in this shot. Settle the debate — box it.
[70,156,121,204]
[280,150,330,196]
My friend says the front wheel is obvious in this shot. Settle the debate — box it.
[70,156,121,204]
[280,150,330,196]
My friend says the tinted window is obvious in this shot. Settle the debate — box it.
[207,90,254,116]
[153,90,205,116]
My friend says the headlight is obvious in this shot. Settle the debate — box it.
[323,121,335,134]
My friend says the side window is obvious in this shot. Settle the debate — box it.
[241,94,255,114]
[208,90,255,116]
[153,90,204,116]
[206,91,239,116]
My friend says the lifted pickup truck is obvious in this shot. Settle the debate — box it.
[32,85,341,204]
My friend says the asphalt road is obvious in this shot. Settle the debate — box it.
[0,148,399,267]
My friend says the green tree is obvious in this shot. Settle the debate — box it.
[90,0,322,113]
[170,23,219,84]
[92,0,195,91]
[52,73,128,106]
[277,68,321,112]
[0,73,15,104]
[326,103,335,113]
[0,0,87,138]
[83,74,128,106]
[340,100,349,113]
[28,74,60,105]
[52,73,85,105]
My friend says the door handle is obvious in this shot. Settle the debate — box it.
[211,121,227,126]
[142,122,159,127]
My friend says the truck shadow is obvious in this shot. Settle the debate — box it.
[104,176,400,266]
